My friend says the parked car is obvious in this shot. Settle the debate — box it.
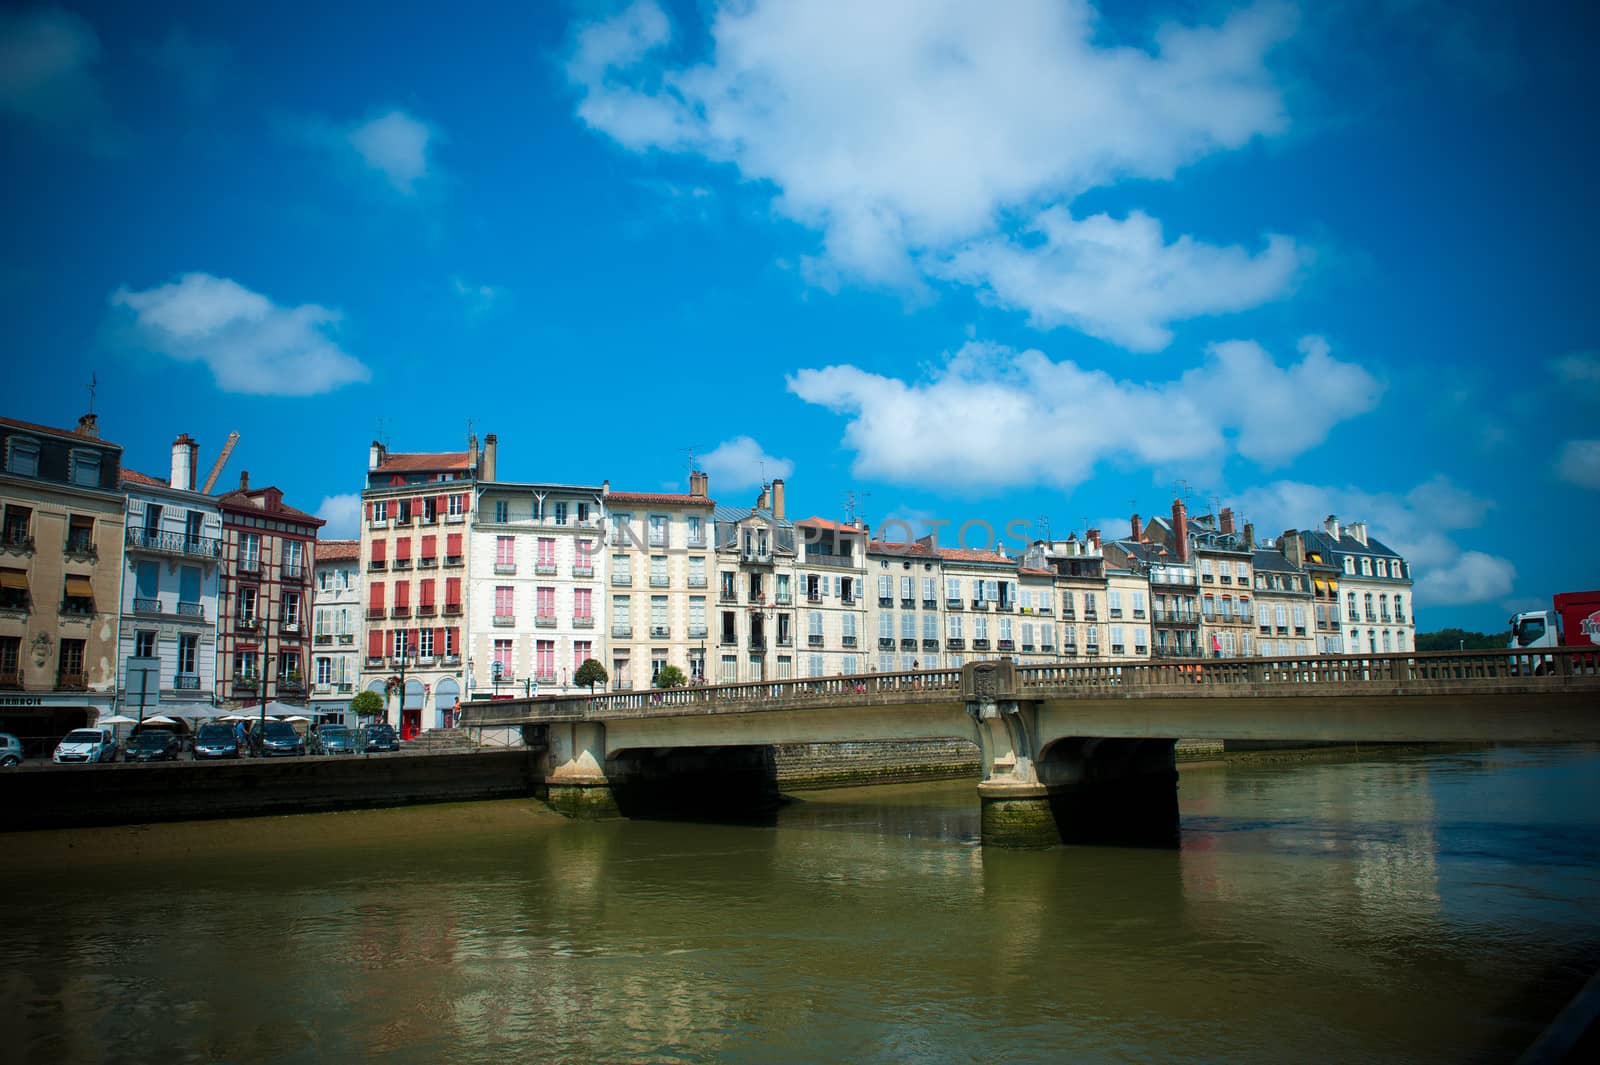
[53,727,118,764]
[312,725,357,755]
[124,729,183,763]
[256,719,306,757]
[0,732,24,767]
[192,722,241,760]
[359,723,399,753]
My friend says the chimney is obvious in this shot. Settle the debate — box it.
[75,413,99,438]
[239,470,250,491]
[1324,514,1341,540]
[468,434,479,473]
[1130,513,1142,542]
[1172,499,1189,563]
[1087,527,1101,552]
[757,485,770,511]
[1243,522,1255,550]
[368,440,386,471]
[1219,507,1234,535]
[171,434,196,491]
[1280,529,1304,568]
[689,470,708,499]
[1350,520,1368,546]
[482,433,498,482]
[601,479,610,496]
[772,478,786,521]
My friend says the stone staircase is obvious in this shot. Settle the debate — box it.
[401,728,483,755]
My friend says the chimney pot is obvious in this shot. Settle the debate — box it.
[75,413,99,438]
[171,434,196,491]
[1219,507,1234,535]
[772,478,786,521]
[240,470,250,491]
[482,433,498,482]
[1130,513,1142,543]
[1172,499,1190,563]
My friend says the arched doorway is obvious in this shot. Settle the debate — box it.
[402,679,425,740]
[435,678,460,730]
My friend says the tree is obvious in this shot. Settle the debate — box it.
[350,690,385,717]
[1416,628,1508,652]
[654,665,688,689]
[574,658,608,694]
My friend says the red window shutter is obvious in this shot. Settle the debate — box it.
[447,533,462,556]
[410,628,420,653]
[434,626,445,652]
[421,534,437,557]
[387,629,396,656]
[368,630,383,657]
[372,539,386,562]
[396,537,412,560]
[396,582,410,608]
[412,497,423,517]
[366,502,374,521]
[369,583,384,608]
[446,577,461,604]
[435,494,447,515]
[420,579,435,606]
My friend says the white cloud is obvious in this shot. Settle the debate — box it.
[1232,476,1514,607]
[1556,439,1600,489]
[566,0,1298,342]
[0,6,119,152]
[110,272,371,396]
[1553,352,1600,398]
[451,276,508,321]
[787,335,1378,491]
[345,109,436,193]
[700,436,794,492]
[315,493,362,539]
[935,209,1306,351]
[1415,552,1516,607]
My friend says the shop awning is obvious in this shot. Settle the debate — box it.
[1314,579,1327,593]
[65,576,94,597]
[0,570,27,590]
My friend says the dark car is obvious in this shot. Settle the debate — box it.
[257,720,306,757]
[312,725,357,755]
[359,723,399,753]
[192,723,241,760]
[124,729,183,763]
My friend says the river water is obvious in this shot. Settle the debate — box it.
[3,744,1598,1064]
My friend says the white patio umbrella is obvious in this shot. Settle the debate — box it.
[99,714,139,725]
[281,715,311,723]
[139,715,179,725]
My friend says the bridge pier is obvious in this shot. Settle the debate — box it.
[544,721,621,820]
[966,661,1178,848]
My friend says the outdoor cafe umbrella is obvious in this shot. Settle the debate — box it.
[140,715,179,725]
[99,714,139,725]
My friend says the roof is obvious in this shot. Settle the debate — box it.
[215,488,324,525]
[120,469,168,488]
[938,547,1014,565]
[868,539,937,558]
[607,491,715,507]
[795,516,863,534]
[374,451,473,473]
[0,415,123,451]
[1017,567,1056,577]
[316,539,360,561]
[713,503,787,524]
[1251,548,1299,574]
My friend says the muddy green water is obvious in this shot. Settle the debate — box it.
[3,744,1598,1064]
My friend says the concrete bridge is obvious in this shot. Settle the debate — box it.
[458,648,1600,846]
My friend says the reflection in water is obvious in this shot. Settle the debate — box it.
[2,746,1598,1063]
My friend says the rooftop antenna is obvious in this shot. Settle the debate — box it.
[85,372,97,414]
[683,446,700,474]
[1037,513,1051,543]
[844,490,870,525]
[376,417,389,450]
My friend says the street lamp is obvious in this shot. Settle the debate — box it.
[491,659,503,698]
[697,638,706,685]
[257,653,275,757]
[393,649,411,735]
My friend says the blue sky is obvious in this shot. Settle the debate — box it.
[3,0,1596,634]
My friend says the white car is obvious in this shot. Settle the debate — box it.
[53,727,118,764]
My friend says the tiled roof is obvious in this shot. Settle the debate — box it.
[868,539,936,557]
[316,539,360,561]
[1018,567,1055,577]
[120,469,168,488]
[939,548,1014,565]
[375,451,472,473]
[795,516,863,533]
[215,488,323,524]
[608,491,716,507]
[0,415,123,450]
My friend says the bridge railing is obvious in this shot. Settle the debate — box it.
[459,648,1600,726]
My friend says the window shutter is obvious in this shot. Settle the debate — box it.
[447,533,463,556]
[372,540,386,562]
[410,628,419,652]
[435,494,447,514]
[387,629,395,656]
[366,502,374,521]
[421,534,437,557]
[434,627,445,652]
[420,579,435,606]
[396,538,411,560]
[395,583,409,608]
[369,583,384,608]
[368,629,383,657]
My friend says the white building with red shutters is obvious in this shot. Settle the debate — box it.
[357,434,489,737]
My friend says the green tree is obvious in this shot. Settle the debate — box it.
[654,665,688,689]
[350,690,385,717]
[574,658,608,694]
[1415,628,1508,652]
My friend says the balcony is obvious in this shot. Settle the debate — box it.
[282,562,306,581]
[365,655,385,668]
[366,608,385,620]
[807,593,823,604]
[650,575,670,588]
[55,672,88,692]
[574,616,595,629]
[573,564,594,578]
[719,591,737,604]
[445,555,463,567]
[777,634,793,647]
[0,669,21,689]
[946,599,963,611]
[124,526,223,560]
[901,598,915,609]
[419,557,437,569]
[1062,644,1078,656]
[1083,611,1098,623]
[417,604,437,617]
[63,537,97,561]
[749,637,767,651]
[688,624,708,639]
[922,599,937,610]
[808,634,824,648]
[536,615,557,629]
[277,676,305,694]
[879,638,895,650]
[236,616,259,631]
[369,517,390,530]
[612,573,632,587]
[494,563,516,576]
[775,592,793,605]
[233,676,259,693]
[444,602,462,616]
[177,601,204,618]
[419,513,438,525]
[900,638,916,651]
[1020,644,1035,653]
[390,607,411,619]
[971,600,990,611]
[946,638,965,650]
[282,621,302,635]
[392,559,411,572]
[2,530,36,553]
[997,639,1015,652]
[133,597,161,615]
[442,654,461,666]
[1084,644,1101,656]
[492,614,515,627]
[535,562,557,576]
[651,625,671,638]
[612,624,632,638]
[740,549,773,565]
[922,639,939,652]
[843,635,859,648]
[688,575,707,588]
[315,633,333,645]
[368,560,386,572]
[239,557,261,575]
[1109,609,1123,620]
[973,638,990,651]
[445,512,466,524]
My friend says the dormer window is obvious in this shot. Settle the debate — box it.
[1343,557,1355,575]
[6,437,39,477]
[1360,558,1372,576]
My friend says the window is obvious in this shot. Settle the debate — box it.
[70,450,101,488]
[948,615,963,638]
[240,532,260,571]
[688,555,706,587]
[2,505,31,546]
[720,571,736,600]
[283,540,303,577]
[687,515,704,546]
[922,577,936,604]
[284,592,302,630]
[537,586,555,619]
[900,576,914,603]
[1022,622,1034,649]
[496,536,515,570]
[317,657,334,685]
[1235,562,1249,582]
[6,437,39,476]
[809,611,823,637]
[575,587,593,619]
[495,586,514,618]
[537,538,556,568]
[574,640,593,671]
[1343,557,1355,575]
[614,554,632,583]
[239,586,258,623]
[1375,559,1387,577]
[922,614,936,641]
[177,634,197,676]
[613,595,631,632]
[134,630,157,657]
[688,596,706,634]
[648,515,668,548]
[880,613,894,640]
[576,539,595,571]
[879,575,893,603]
[66,515,94,553]
[494,500,510,523]
[493,639,512,678]
[651,555,668,586]
[1111,626,1124,655]
[448,494,466,517]
[650,595,668,632]
[974,615,988,640]
[537,640,555,678]
[554,501,567,526]
[946,577,961,604]
[610,513,634,546]
[1109,590,1123,618]
[233,649,257,681]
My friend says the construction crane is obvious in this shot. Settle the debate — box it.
[201,431,241,494]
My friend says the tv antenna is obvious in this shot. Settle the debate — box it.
[85,372,97,414]
[844,490,870,525]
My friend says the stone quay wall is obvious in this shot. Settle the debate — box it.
[773,739,981,789]
[0,751,542,832]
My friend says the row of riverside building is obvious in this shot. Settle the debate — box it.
[0,414,1416,749]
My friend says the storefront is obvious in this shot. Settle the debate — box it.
[0,690,115,758]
